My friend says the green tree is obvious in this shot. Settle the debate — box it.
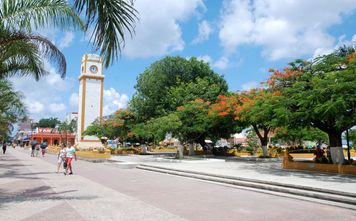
[273,126,328,146]
[36,117,61,128]
[172,98,240,149]
[58,119,76,144]
[268,47,356,163]
[83,109,137,141]
[347,129,356,149]
[0,80,26,139]
[212,90,285,156]
[130,56,228,121]
[133,113,182,146]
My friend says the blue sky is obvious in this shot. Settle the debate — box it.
[11,0,356,121]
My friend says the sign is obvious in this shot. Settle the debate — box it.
[36,128,58,134]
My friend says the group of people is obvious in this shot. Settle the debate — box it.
[29,140,77,175]
[57,142,77,175]
[30,140,48,157]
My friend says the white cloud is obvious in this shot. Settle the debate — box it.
[219,0,356,60]
[49,103,66,113]
[313,34,356,58]
[241,81,259,91]
[196,55,234,70]
[26,101,44,114]
[103,88,129,116]
[196,55,212,64]
[11,62,75,120]
[123,0,204,58]
[213,56,229,69]
[58,32,75,49]
[69,93,79,108]
[192,20,213,44]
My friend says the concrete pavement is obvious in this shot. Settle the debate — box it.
[1,148,356,221]
[110,155,356,195]
[0,148,186,221]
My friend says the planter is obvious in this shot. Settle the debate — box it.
[282,160,356,175]
[282,151,356,175]
[76,150,111,159]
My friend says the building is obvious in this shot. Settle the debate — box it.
[76,54,104,148]
[15,118,34,145]
[31,128,75,146]
[65,112,78,123]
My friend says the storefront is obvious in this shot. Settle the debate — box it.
[31,128,75,146]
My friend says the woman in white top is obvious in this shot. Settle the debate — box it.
[56,144,66,173]
[64,142,77,175]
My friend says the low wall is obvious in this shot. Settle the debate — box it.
[282,151,356,175]
[283,160,356,175]
[76,150,111,159]
[289,150,356,158]
[47,146,111,159]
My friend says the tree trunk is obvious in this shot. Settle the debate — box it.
[177,144,184,159]
[252,125,269,156]
[328,131,344,164]
[188,143,195,156]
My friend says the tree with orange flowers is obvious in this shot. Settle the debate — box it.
[268,46,356,164]
[173,98,241,150]
[210,90,285,156]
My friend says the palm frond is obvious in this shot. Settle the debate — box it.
[0,0,84,32]
[0,31,66,79]
[75,0,138,67]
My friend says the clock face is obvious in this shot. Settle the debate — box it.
[89,65,98,74]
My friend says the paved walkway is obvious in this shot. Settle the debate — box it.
[1,148,356,221]
[111,155,356,194]
[0,148,186,221]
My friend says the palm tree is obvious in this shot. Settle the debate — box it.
[0,0,84,79]
[0,30,70,80]
[0,0,138,79]
[74,0,138,67]
[0,80,26,138]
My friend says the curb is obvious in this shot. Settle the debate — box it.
[137,164,356,208]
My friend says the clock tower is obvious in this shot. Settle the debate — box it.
[76,54,104,148]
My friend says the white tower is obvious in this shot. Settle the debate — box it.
[76,54,104,148]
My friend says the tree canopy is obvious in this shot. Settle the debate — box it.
[0,80,26,139]
[268,47,356,147]
[35,117,61,128]
[130,56,228,121]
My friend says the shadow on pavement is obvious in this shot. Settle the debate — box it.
[0,185,96,207]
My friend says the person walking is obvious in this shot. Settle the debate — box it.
[56,144,66,173]
[40,141,48,157]
[30,140,38,157]
[2,142,7,154]
[35,143,40,157]
[64,142,77,175]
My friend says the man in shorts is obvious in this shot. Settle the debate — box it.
[64,142,77,175]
